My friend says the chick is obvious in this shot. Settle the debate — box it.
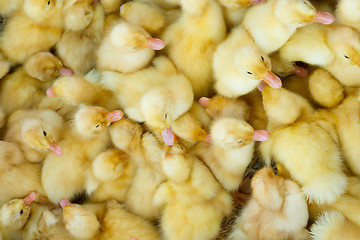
[101,56,193,144]
[192,118,269,191]
[161,0,226,98]
[4,110,64,163]
[154,144,233,240]
[0,0,23,16]
[242,0,334,55]
[0,192,37,240]
[0,52,66,117]
[0,0,64,64]
[260,86,347,204]
[213,26,282,98]
[86,149,136,203]
[56,1,105,75]
[311,211,360,240]
[336,0,360,32]
[109,118,166,220]
[41,106,123,204]
[229,167,310,240]
[97,19,165,73]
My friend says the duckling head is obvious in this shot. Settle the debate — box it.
[92,149,128,182]
[60,199,100,240]
[24,52,64,81]
[21,118,63,156]
[274,0,334,26]
[63,0,94,31]
[109,21,165,52]
[0,191,37,230]
[210,118,269,149]
[162,143,191,182]
[23,0,62,22]
[327,25,360,67]
[74,106,123,138]
[234,46,282,89]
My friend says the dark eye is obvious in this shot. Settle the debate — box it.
[47,0,51,5]
[43,131,47,137]
[164,113,167,120]
[247,71,253,75]
[180,146,184,150]
[238,140,243,144]
[20,210,23,215]
[261,56,264,62]
[302,0,307,5]
[344,55,350,59]
[95,124,100,128]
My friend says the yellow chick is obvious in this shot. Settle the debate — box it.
[260,86,347,205]
[97,19,165,73]
[154,143,233,240]
[0,192,37,240]
[308,68,345,108]
[336,0,360,32]
[86,149,136,203]
[161,0,226,98]
[109,118,166,220]
[229,167,310,240]
[213,26,282,98]
[192,118,269,191]
[41,106,123,204]
[4,109,64,163]
[242,0,334,55]
[0,0,23,16]
[0,0,64,64]
[0,52,67,117]
[311,211,360,240]
[101,56,193,143]
[56,1,105,75]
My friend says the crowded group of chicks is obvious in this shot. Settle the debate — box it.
[0,0,359,239]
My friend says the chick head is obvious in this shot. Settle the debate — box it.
[63,0,94,31]
[21,118,63,156]
[109,118,143,151]
[23,0,61,22]
[234,46,282,89]
[109,22,165,52]
[24,52,63,81]
[327,25,360,66]
[46,76,97,105]
[92,149,128,182]
[141,87,173,131]
[162,143,192,182]
[74,106,123,138]
[210,118,256,149]
[0,191,37,230]
[61,199,100,240]
[251,167,285,210]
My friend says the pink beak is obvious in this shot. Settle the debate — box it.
[23,191,37,206]
[252,130,270,141]
[249,0,265,5]
[146,38,165,50]
[60,198,72,208]
[313,11,334,25]
[294,65,308,77]
[48,141,63,156]
[46,87,56,97]
[198,97,211,108]
[107,110,124,123]
[161,127,175,145]
[263,71,282,89]
[59,68,73,76]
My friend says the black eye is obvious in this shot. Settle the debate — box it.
[344,55,350,59]
[20,210,23,215]
[302,1,307,5]
[95,124,100,128]
[247,71,253,75]
[238,140,243,144]
[261,56,264,62]
[180,146,184,150]
[47,0,51,5]
[43,131,47,137]
[164,113,167,120]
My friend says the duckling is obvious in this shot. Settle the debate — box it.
[161,0,226,98]
[191,118,269,191]
[213,26,282,98]
[0,52,67,117]
[4,109,64,163]
[0,192,37,240]
[109,118,166,220]
[0,52,10,80]
[41,106,123,204]
[260,86,347,204]
[0,0,23,16]
[242,0,334,55]
[308,68,345,108]
[336,0,360,32]
[101,56,193,144]
[229,167,310,240]
[0,0,64,64]
[86,149,136,203]
[97,19,165,73]
[311,211,360,240]
[55,1,105,75]
[154,143,233,240]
